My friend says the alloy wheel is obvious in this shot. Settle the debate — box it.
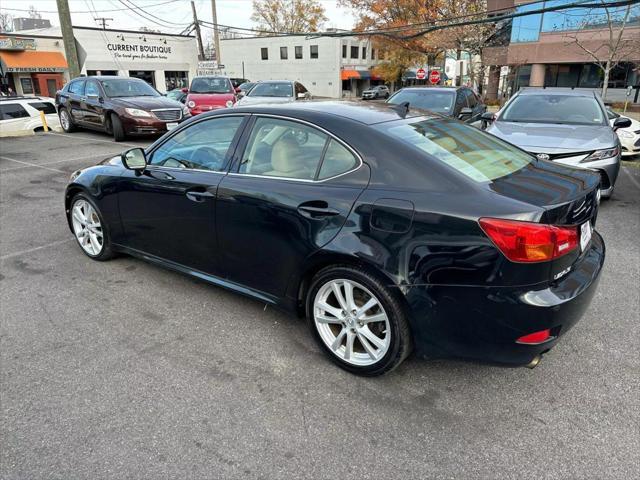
[71,199,104,256]
[60,110,69,130]
[313,279,391,366]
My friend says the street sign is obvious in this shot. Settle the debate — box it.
[429,70,441,84]
[416,68,426,80]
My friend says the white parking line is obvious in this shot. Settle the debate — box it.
[47,131,143,148]
[0,152,121,172]
[0,238,73,261]
[622,166,640,190]
[0,156,66,174]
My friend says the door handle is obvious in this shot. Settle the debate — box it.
[297,201,340,219]
[186,189,215,202]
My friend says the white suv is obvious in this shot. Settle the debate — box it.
[0,96,61,137]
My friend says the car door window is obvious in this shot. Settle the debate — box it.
[465,89,477,108]
[85,81,100,97]
[0,103,30,119]
[455,91,466,112]
[68,80,85,95]
[149,116,245,171]
[239,117,328,180]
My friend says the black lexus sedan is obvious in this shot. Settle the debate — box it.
[65,101,604,376]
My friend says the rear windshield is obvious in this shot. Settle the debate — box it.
[29,102,57,114]
[500,94,606,125]
[388,90,455,114]
[379,117,534,183]
[190,77,232,94]
[100,79,158,98]
[248,83,293,97]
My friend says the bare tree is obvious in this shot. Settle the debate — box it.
[0,12,13,32]
[565,1,639,99]
[28,5,42,19]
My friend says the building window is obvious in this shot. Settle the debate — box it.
[261,47,268,60]
[342,44,347,58]
[310,45,318,59]
[128,70,155,86]
[371,48,375,60]
[510,3,543,42]
[87,70,118,76]
[362,47,367,59]
[350,46,359,59]
[541,0,640,33]
[280,46,288,60]
[164,71,188,90]
[20,78,34,94]
[295,46,302,59]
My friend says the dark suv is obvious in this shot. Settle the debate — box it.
[55,76,189,141]
[387,86,487,124]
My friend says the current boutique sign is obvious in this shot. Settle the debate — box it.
[105,41,173,61]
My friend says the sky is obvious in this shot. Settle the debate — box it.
[0,0,357,36]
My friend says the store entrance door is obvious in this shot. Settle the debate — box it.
[128,70,155,87]
[46,79,57,97]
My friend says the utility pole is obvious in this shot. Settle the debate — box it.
[56,0,80,79]
[211,0,221,64]
[191,1,205,61]
[94,17,113,29]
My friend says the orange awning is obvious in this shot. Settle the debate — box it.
[0,50,68,73]
[341,69,361,80]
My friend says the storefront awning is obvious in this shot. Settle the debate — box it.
[341,69,382,81]
[0,51,68,74]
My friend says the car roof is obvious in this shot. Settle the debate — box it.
[231,100,429,125]
[256,80,294,84]
[399,86,459,92]
[0,96,54,102]
[518,88,597,97]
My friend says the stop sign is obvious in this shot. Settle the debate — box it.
[429,70,441,84]
[416,68,426,80]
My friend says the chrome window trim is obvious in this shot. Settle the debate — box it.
[146,164,225,175]
[231,113,364,184]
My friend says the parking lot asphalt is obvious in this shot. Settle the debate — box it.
[1,130,639,480]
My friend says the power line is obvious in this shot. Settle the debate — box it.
[0,0,180,15]
[115,0,191,30]
[120,0,191,26]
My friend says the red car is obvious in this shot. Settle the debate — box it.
[184,76,238,115]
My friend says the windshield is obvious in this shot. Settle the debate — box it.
[100,79,158,98]
[190,77,232,94]
[248,83,293,97]
[388,89,455,114]
[500,94,606,125]
[166,90,183,100]
[379,117,534,183]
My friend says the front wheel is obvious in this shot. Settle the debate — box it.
[110,113,126,142]
[70,194,115,261]
[306,266,412,376]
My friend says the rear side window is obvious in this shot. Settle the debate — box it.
[380,117,533,183]
[68,80,85,95]
[0,103,30,120]
[318,139,358,180]
[28,102,57,114]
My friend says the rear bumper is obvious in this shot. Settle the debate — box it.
[403,231,605,366]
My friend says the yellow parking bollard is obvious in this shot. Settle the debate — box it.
[39,110,49,132]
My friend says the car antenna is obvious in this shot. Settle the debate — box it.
[389,101,410,118]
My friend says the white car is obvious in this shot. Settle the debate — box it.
[236,80,311,106]
[608,109,640,157]
[0,96,61,137]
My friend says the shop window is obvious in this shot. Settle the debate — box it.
[578,64,602,88]
[128,70,155,87]
[87,70,118,76]
[20,78,34,94]
[164,71,188,90]
[280,46,288,60]
[350,46,359,59]
[342,44,347,58]
[295,46,303,59]
[514,65,532,90]
[261,47,268,60]
[28,102,57,114]
[310,45,318,59]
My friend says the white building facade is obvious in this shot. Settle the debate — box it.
[219,34,383,98]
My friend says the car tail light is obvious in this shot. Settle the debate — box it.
[479,218,578,263]
[516,329,551,344]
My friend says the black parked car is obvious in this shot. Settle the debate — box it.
[56,76,190,141]
[65,101,604,375]
[387,86,486,124]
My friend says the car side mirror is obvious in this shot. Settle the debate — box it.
[458,107,473,119]
[237,91,246,98]
[234,87,241,93]
[613,117,631,130]
[181,87,188,93]
[122,147,147,171]
[481,111,495,122]
[297,93,307,99]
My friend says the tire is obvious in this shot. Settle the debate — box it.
[59,108,76,132]
[69,193,115,261]
[110,113,126,142]
[306,265,412,376]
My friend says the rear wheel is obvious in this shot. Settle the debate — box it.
[306,266,412,376]
[110,113,126,142]
[59,108,75,132]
